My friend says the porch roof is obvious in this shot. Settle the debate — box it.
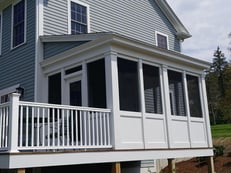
[40,32,211,72]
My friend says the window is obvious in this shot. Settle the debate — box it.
[12,0,26,48]
[118,58,140,112]
[143,64,162,114]
[155,31,169,49]
[0,12,2,55]
[71,1,89,34]
[168,70,186,116]
[186,75,203,118]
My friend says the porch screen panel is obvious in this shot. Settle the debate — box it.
[143,64,162,114]
[186,75,202,117]
[118,58,140,112]
[168,70,186,116]
[48,73,61,104]
[87,59,106,108]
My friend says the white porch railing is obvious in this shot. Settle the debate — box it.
[0,93,112,152]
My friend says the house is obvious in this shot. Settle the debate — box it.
[0,0,214,173]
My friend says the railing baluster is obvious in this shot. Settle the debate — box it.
[71,110,74,146]
[0,108,2,148]
[57,109,60,147]
[52,108,55,146]
[79,110,83,146]
[100,112,103,145]
[42,108,45,147]
[107,112,110,145]
[36,107,40,147]
[103,112,107,146]
[19,106,23,147]
[31,107,34,147]
[62,109,65,146]
[96,112,99,146]
[26,106,29,147]
[75,109,78,146]
[92,112,95,146]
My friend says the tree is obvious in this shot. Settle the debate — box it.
[206,47,228,124]
[210,46,228,97]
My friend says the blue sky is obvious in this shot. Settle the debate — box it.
[167,0,231,62]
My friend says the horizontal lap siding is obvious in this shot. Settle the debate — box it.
[44,41,88,59]
[0,0,36,101]
[44,0,68,35]
[43,0,180,52]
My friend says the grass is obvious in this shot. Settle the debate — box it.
[211,123,231,138]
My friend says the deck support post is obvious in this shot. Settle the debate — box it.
[207,156,216,173]
[17,168,26,173]
[168,158,176,173]
[111,162,121,173]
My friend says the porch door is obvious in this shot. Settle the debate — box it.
[69,80,82,106]
[66,77,82,143]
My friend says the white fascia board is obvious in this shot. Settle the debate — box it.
[6,148,213,169]
[155,0,192,40]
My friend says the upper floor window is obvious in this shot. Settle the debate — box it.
[12,0,26,48]
[155,31,169,49]
[71,1,89,34]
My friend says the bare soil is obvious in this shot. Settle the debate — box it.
[161,138,231,173]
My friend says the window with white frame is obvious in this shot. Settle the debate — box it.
[155,31,169,49]
[12,0,26,48]
[70,1,89,34]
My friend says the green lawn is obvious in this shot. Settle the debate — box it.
[211,123,231,138]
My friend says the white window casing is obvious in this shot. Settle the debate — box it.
[68,0,90,34]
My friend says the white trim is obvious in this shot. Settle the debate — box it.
[68,0,90,34]
[155,31,169,50]
[11,0,27,49]
[0,11,2,55]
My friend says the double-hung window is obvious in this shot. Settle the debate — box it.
[71,1,89,34]
[12,0,26,48]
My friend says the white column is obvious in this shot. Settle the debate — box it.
[138,59,146,148]
[162,65,172,148]
[104,51,120,149]
[201,74,213,147]
[183,71,192,147]
[8,93,20,152]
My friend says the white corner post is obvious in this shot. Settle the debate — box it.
[104,51,120,149]
[8,93,20,153]
[162,65,172,148]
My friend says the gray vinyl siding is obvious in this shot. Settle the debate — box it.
[0,0,36,101]
[44,41,87,59]
[43,0,68,35]
[43,0,181,52]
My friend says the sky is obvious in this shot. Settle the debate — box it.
[167,0,231,62]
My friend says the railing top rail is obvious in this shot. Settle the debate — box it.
[0,102,10,108]
[19,101,111,113]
